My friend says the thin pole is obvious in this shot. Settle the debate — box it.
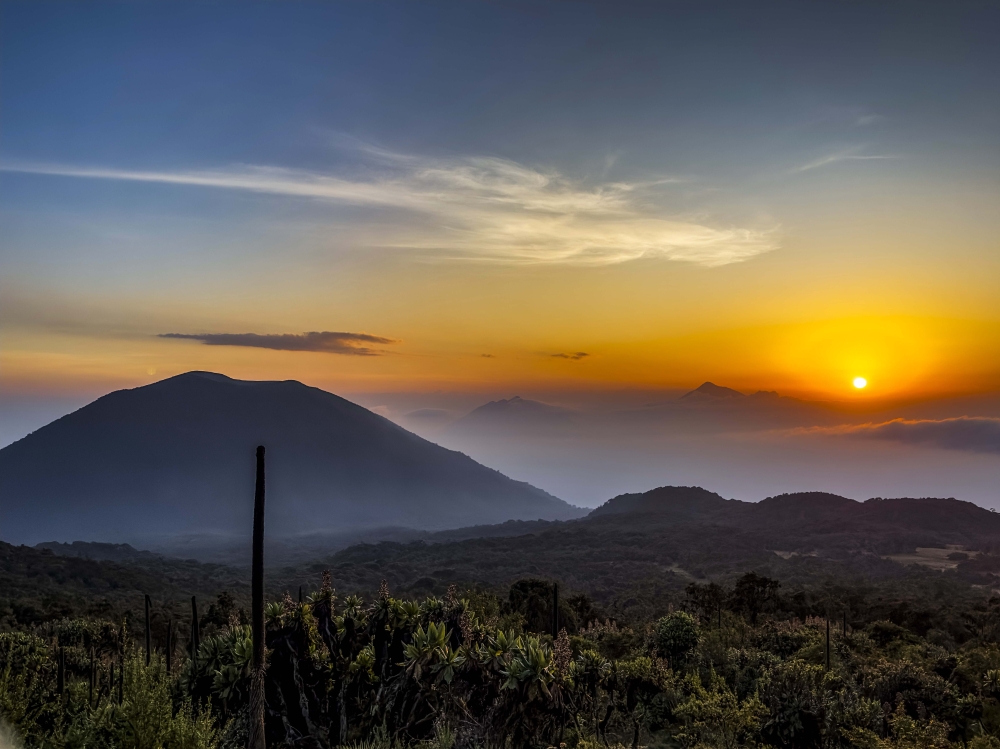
[825,617,831,670]
[144,595,152,666]
[166,620,172,674]
[249,445,267,749]
[191,596,200,658]
[552,582,560,638]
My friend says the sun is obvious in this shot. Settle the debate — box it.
[853,376,868,389]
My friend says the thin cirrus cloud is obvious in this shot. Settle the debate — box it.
[803,417,1000,454]
[789,146,898,174]
[158,331,398,356]
[0,147,779,267]
[552,352,589,360]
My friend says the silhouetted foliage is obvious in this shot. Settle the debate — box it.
[730,572,780,626]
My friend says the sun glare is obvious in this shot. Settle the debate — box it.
[853,376,868,389]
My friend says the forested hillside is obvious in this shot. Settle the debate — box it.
[6,488,1000,748]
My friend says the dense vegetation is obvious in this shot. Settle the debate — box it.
[6,567,1000,748]
[0,541,247,630]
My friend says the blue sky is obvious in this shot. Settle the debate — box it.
[5,1,997,182]
[2,0,999,451]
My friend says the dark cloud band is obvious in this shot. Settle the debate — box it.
[159,331,398,356]
[817,417,1000,454]
[551,352,589,360]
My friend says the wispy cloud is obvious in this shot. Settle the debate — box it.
[551,351,589,360]
[158,331,398,355]
[802,417,1000,454]
[1,148,779,267]
[854,114,885,126]
[790,146,898,174]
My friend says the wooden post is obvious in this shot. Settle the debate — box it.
[191,596,200,658]
[57,646,65,695]
[144,594,152,666]
[89,647,95,706]
[825,617,831,670]
[249,445,267,749]
[166,620,172,674]
[552,582,560,638]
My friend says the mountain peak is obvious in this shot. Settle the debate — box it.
[461,396,571,419]
[444,396,575,437]
[588,485,732,519]
[680,382,745,400]
[181,371,234,382]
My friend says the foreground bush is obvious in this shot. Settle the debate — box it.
[0,631,217,749]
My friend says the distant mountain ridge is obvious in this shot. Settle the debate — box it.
[588,486,735,519]
[679,382,783,403]
[443,396,576,438]
[0,372,583,545]
[587,486,1000,549]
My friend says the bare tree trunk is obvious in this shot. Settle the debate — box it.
[249,445,267,749]
[338,678,349,745]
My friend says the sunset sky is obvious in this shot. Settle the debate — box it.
[2,1,1000,448]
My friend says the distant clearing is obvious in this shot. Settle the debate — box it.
[772,550,818,559]
[886,545,979,571]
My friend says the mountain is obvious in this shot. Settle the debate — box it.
[679,382,785,404]
[680,382,746,400]
[0,372,583,545]
[586,487,1000,543]
[34,540,162,563]
[445,396,575,436]
[587,485,735,520]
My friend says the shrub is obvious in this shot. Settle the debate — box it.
[655,612,699,668]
